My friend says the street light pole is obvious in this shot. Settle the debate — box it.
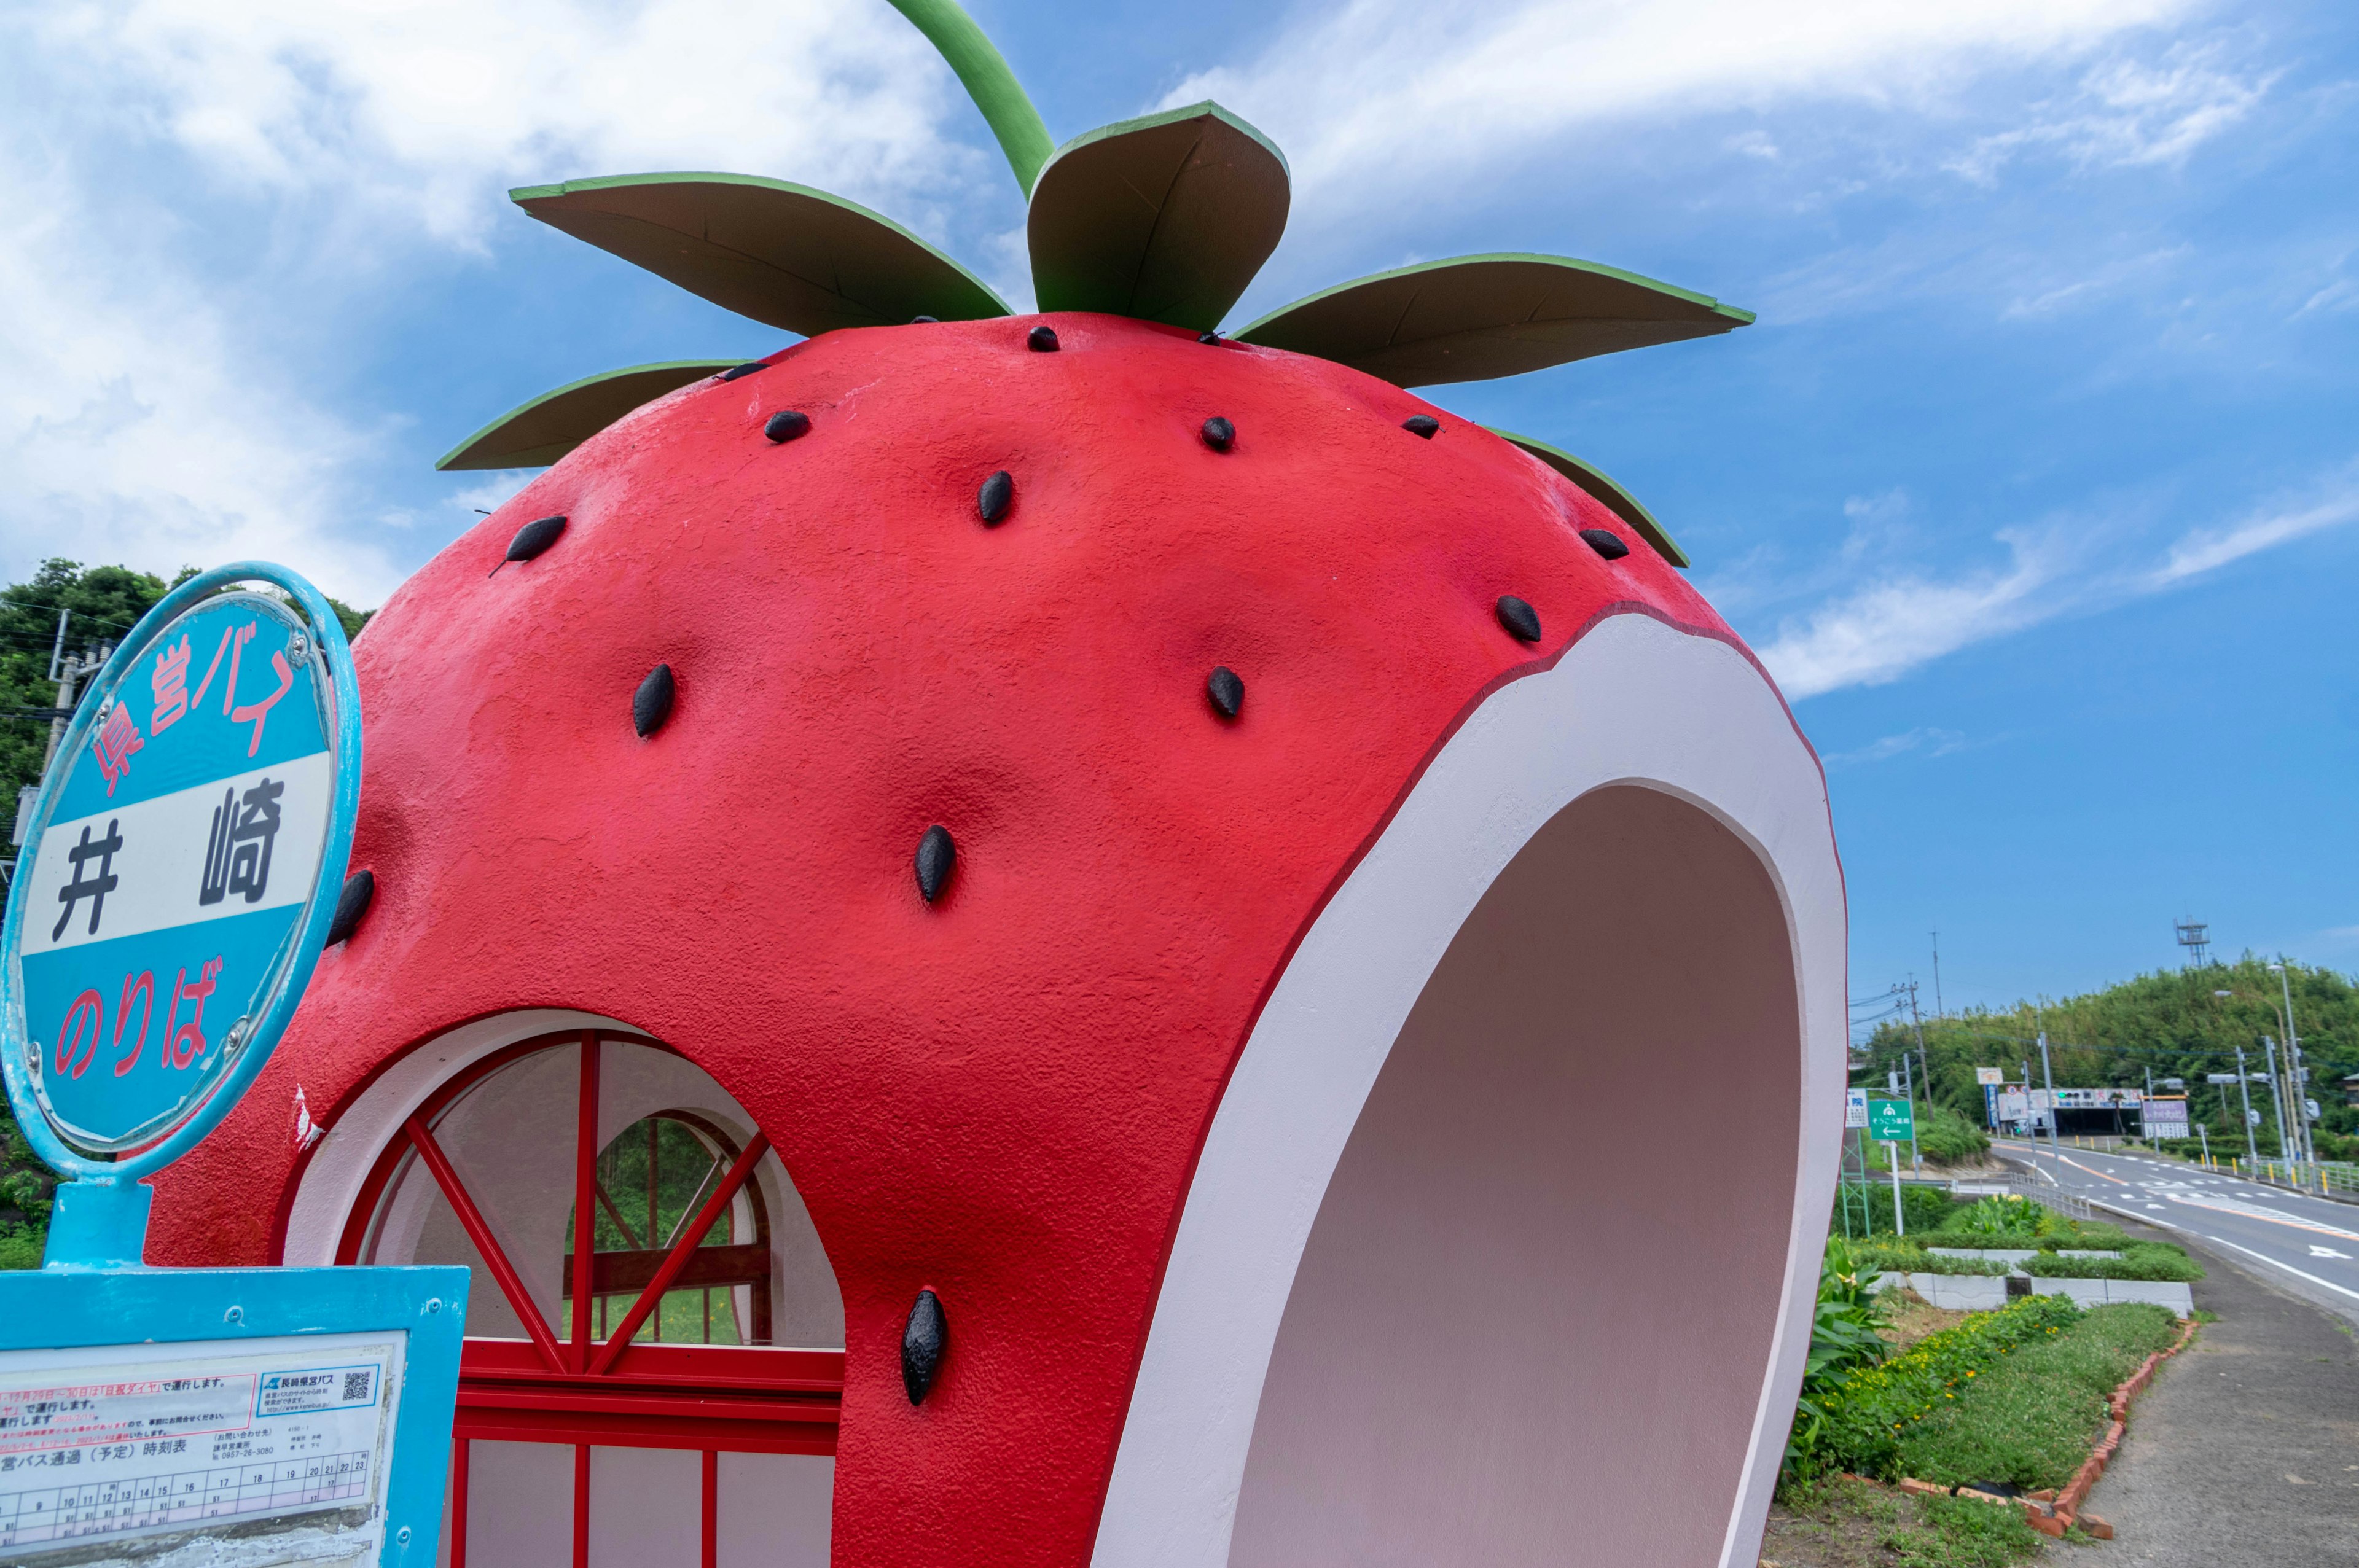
[2234,1043,2259,1168]
[2264,1036,2288,1167]
[2038,1030,2061,1168]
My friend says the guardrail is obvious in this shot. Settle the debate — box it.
[2246,1160,2359,1202]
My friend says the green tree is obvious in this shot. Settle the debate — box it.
[1858,956,2359,1158]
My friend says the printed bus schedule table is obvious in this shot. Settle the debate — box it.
[0,1329,403,1560]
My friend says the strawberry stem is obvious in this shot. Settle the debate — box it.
[884,0,1054,198]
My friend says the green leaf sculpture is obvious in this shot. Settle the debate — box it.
[453,0,1751,563]
[1235,256,1753,386]
[438,361,742,472]
[511,174,1009,334]
[1028,103,1289,332]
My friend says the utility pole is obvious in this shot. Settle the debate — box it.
[1901,1050,1920,1172]
[1931,932,1944,1018]
[2038,1029,2062,1173]
[2234,1043,2259,1167]
[2264,1037,2288,1166]
[2270,962,2311,1163]
[1907,980,1933,1122]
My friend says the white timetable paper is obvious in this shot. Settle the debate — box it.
[0,1330,404,1563]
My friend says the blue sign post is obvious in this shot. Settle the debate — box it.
[0,564,465,1567]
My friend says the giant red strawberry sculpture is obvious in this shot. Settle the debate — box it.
[146,5,1845,1567]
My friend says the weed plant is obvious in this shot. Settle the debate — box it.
[1898,1304,2181,1490]
[1801,1294,2082,1481]
[1770,1474,2051,1568]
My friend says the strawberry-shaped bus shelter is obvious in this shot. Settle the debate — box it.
[144,5,1845,1565]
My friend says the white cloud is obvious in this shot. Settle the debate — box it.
[0,143,399,601]
[1946,42,2272,185]
[1756,464,2359,700]
[26,0,979,243]
[0,0,984,604]
[2145,481,2359,587]
[1756,532,2064,698]
[1825,727,1970,767]
[1157,0,2202,206]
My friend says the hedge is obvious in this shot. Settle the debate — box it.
[1855,1242,2008,1277]
[2019,1242,2203,1282]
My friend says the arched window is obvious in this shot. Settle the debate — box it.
[336,1029,839,1567]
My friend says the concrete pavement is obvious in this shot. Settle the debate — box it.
[2054,1218,2359,1566]
[1993,1139,2359,1328]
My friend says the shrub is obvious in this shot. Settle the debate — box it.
[0,1223,44,1271]
[1809,1293,2083,1480]
[1785,1238,1893,1478]
[1916,1105,1991,1164]
[1898,1304,2181,1489]
[1944,1195,2045,1238]
[2020,1243,2203,1282]
[1855,1242,2008,1277]
[1836,1180,1966,1237]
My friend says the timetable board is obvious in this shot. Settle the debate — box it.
[0,1330,402,1564]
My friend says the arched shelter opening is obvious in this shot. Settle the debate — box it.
[1225,784,1801,1566]
[319,1024,840,1568]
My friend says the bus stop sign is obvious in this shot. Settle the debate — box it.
[5,569,357,1169]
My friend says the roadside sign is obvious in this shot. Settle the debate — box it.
[1845,1087,1868,1128]
[2141,1097,2189,1139]
[1867,1097,1915,1142]
[0,567,465,1567]
[1975,1066,2005,1086]
[5,577,353,1159]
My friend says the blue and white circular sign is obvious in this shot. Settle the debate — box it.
[2,565,359,1173]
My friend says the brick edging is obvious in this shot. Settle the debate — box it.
[1873,1313,2199,1542]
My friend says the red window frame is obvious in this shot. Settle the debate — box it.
[335,1029,840,1567]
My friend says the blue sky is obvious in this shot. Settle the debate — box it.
[2,0,2352,1016]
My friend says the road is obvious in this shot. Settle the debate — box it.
[1992,1138,2359,1325]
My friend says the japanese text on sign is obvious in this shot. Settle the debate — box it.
[0,1332,401,1559]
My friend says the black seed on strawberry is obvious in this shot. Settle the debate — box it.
[1580,528,1630,560]
[1495,596,1542,643]
[915,825,957,903]
[633,664,676,737]
[912,314,941,324]
[979,470,1014,525]
[902,1288,947,1404]
[720,362,769,382]
[488,513,568,576]
[1402,415,1440,439]
[1206,666,1244,719]
[1202,416,1235,451]
[324,869,375,948]
[764,410,812,443]
[1028,326,1060,353]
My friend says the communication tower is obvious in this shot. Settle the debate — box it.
[2174,917,2210,968]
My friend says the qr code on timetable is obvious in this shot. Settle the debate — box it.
[342,1371,374,1403]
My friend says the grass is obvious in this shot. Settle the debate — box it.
[1764,1474,2053,1568]
[1897,1303,2182,1491]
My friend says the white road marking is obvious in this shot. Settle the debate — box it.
[2311,1246,2352,1260]
[2162,1191,2359,1242]
[2203,1236,2359,1304]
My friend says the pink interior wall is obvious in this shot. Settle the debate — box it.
[1228,784,1801,1566]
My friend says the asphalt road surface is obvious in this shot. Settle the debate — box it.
[1993,1138,2359,1326]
